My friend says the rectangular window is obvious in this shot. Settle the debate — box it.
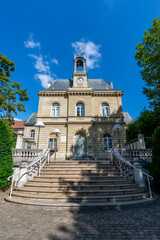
[49,138,57,150]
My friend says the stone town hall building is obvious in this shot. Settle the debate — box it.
[24,54,126,159]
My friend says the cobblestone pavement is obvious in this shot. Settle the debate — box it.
[0,191,160,240]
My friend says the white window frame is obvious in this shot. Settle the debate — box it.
[30,130,35,138]
[51,103,59,117]
[101,103,109,117]
[103,134,112,152]
[76,103,84,117]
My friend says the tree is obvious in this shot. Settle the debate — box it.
[126,108,160,148]
[135,18,160,110]
[0,53,29,123]
[0,119,13,190]
[150,126,160,192]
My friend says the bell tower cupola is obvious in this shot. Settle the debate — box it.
[74,54,86,74]
[72,54,88,88]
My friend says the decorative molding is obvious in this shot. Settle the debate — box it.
[38,90,124,97]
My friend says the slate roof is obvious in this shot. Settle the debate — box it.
[25,112,37,126]
[42,79,112,92]
[123,112,133,124]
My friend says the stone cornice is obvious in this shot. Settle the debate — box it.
[38,90,124,97]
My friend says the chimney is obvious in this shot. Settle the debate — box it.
[48,82,51,88]
[109,81,113,89]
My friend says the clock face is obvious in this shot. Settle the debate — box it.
[77,77,84,84]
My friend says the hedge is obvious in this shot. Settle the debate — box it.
[0,119,13,190]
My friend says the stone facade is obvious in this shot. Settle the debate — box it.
[24,54,126,159]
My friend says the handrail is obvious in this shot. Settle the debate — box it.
[8,149,50,198]
[111,148,153,198]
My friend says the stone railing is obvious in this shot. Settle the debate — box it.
[8,149,50,198]
[111,149,153,198]
[12,149,43,160]
[118,149,152,163]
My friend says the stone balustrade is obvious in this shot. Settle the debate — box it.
[119,149,152,163]
[12,149,43,161]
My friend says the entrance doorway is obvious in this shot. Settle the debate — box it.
[49,133,57,150]
[74,133,86,158]
[103,134,112,152]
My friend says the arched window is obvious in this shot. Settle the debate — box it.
[103,134,112,152]
[30,130,35,138]
[52,103,59,117]
[101,103,109,117]
[76,103,84,116]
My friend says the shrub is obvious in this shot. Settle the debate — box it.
[150,126,160,192]
[0,119,13,190]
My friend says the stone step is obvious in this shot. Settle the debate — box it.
[43,166,117,170]
[14,187,147,196]
[41,170,120,174]
[29,178,132,185]
[6,158,155,208]
[33,175,127,181]
[25,183,137,189]
[5,196,155,207]
[40,172,120,176]
[48,160,111,165]
[11,192,149,202]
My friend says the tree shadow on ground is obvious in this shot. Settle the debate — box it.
[46,108,138,240]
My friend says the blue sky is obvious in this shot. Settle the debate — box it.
[1,0,160,121]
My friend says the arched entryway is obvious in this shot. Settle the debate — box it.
[103,134,112,152]
[74,132,86,158]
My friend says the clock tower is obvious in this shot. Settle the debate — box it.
[72,54,88,88]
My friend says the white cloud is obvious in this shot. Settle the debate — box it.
[24,33,40,49]
[25,34,58,88]
[72,39,101,69]
[14,118,23,121]
[29,54,56,88]
[29,54,50,73]
[35,74,54,88]
[51,58,59,65]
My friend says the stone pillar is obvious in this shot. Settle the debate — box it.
[16,162,28,187]
[12,167,20,182]
[138,133,146,149]
[16,133,23,149]
[133,160,146,188]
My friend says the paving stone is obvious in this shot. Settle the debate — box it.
[0,191,160,240]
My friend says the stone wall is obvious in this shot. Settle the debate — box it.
[23,90,126,160]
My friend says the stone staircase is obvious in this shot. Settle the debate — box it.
[5,159,154,208]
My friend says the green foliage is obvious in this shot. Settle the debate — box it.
[11,131,17,148]
[135,18,160,110]
[150,126,160,191]
[126,108,160,148]
[0,53,29,123]
[126,121,138,142]
[0,119,13,190]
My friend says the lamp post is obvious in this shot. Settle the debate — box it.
[113,124,123,149]
[35,121,45,149]
[53,128,61,160]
